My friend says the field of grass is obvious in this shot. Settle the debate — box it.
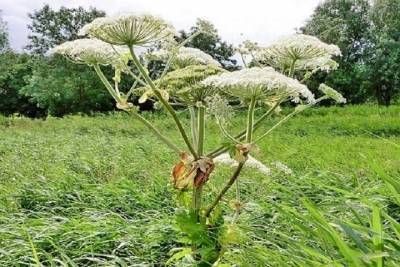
[0,104,399,266]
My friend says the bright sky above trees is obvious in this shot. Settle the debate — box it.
[2,0,320,50]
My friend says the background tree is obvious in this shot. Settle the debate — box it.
[18,5,116,116]
[366,0,400,105]
[26,4,105,54]
[301,0,371,103]
[20,56,116,116]
[177,19,237,70]
[0,10,9,52]
[0,52,45,117]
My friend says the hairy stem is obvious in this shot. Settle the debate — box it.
[205,159,247,218]
[197,106,205,156]
[217,120,242,144]
[128,46,198,158]
[189,107,198,149]
[93,64,119,101]
[157,31,201,84]
[192,106,205,218]
[207,100,281,158]
[246,96,257,143]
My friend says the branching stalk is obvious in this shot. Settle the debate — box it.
[246,96,257,143]
[128,46,199,158]
[157,31,202,84]
[93,64,120,101]
[197,106,205,156]
[189,107,198,149]
[205,159,247,217]
[193,106,205,218]
[207,99,282,158]
[94,64,181,154]
[124,67,148,87]
[217,120,242,144]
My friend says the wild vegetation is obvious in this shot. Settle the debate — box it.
[0,105,399,265]
[0,0,399,266]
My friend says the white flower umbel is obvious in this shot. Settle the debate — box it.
[319,84,346,103]
[201,67,315,103]
[256,34,341,73]
[51,38,128,66]
[297,56,339,73]
[150,47,221,68]
[79,13,176,46]
[214,153,271,176]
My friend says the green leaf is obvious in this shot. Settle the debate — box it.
[166,247,192,265]
[370,206,383,265]
[302,199,364,266]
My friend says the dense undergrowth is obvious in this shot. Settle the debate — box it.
[0,104,399,266]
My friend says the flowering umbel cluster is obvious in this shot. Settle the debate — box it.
[52,12,346,265]
[255,34,341,74]
[50,38,128,66]
[201,67,315,103]
[149,47,222,68]
[79,13,176,46]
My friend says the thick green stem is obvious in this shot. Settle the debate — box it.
[157,31,201,83]
[205,159,247,218]
[128,46,198,159]
[192,186,203,218]
[197,106,205,156]
[192,106,205,218]
[189,107,198,150]
[207,100,281,158]
[246,96,257,143]
[93,64,119,101]
[217,120,242,144]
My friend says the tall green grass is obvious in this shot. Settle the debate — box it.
[0,104,399,266]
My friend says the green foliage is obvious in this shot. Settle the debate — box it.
[370,0,400,40]
[20,55,115,116]
[365,39,400,106]
[26,4,105,54]
[301,0,372,104]
[302,0,400,105]
[177,19,237,70]
[0,105,399,265]
[174,210,221,265]
[0,51,45,117]
[366,0,400,105]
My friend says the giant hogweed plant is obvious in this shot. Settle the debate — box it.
[52,13,345,265]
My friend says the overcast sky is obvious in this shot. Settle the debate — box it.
[1,0,321,51]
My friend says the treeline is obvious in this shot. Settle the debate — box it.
[0,0,399,117]
[0,5,236,117]
[301,0,400,106]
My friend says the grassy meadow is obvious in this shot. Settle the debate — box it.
[0,104,399,266]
